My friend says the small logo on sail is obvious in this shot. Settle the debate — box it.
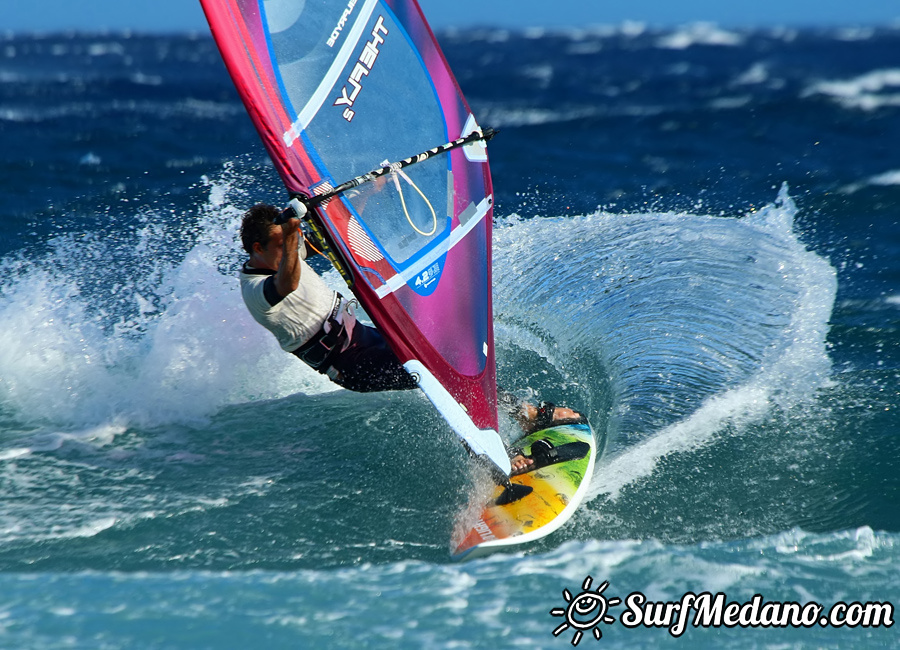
[414,262,441,290]
[327,0,359,48]
[333,15,388,122]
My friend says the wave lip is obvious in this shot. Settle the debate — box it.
[596,187,835,498]
[493,185,836,501]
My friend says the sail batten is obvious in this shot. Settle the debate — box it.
[375,195,492,299]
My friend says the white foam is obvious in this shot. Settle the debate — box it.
[590,384,771,499]
[566,41,603,56]
[840,169,900,193]
[869,170,900,186]
[656,23,744,50]
[86,41,125,57]
[477,101,668,128]
[834,27,876,42]
[62,517,117,540]
[474,105,603,128]
[0,448,30,461]
[0,424,128,461]
[518,63,554,89]
[709,95,753,110]
[804,68,900,111]
[130,73,163,86]
[49,607,77,617]
[0,107,29,122]
[441,22,643,43]
[619,21,647,38]
[733,62,769,86]
[0,164,338,431]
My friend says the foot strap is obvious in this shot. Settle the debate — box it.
[531,402,557,431]
[529,438,558,464]
[525,438,590,472]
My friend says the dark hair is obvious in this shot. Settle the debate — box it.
[240,203,280,254]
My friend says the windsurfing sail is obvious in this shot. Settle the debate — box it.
[201,0,509,474]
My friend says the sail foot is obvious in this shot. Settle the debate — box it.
[404,360,511,476]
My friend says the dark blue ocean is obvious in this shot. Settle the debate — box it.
[1,22,898,648]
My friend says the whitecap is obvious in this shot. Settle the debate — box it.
[804,68,900,111]
[733,62,769,86]
[518,63,554,88]
[708,95,753,110]
[656,23,744,50]
[620,21,647,38]
[474,105,603,128]
[840,169,900,193]
[834,27,875,42]
[566,41,603,56]
[130,72,163,86]
[79,152,101,166]
[87,42,125,57]
[868,170,900,186]
[57,517,117,539]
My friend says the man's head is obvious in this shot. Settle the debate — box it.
[240,203,281,255]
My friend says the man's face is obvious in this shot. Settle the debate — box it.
[253,225,284,270]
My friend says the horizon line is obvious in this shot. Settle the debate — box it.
[2,17,899,38]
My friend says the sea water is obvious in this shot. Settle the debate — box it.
[0,24,898,648]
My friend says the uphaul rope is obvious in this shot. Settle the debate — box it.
[276,127,498,223]
[275,127,498,285]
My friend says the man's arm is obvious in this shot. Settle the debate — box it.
[274,217,301,298]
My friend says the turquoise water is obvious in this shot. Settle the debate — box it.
[0,25,898,648]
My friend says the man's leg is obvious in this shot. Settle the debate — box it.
[326,324,418,393]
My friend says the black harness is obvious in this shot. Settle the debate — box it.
[291,296,350,373]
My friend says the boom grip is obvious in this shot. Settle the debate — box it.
[273,197,309,225]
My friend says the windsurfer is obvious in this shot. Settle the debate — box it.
[238,202,584,472]
[238,202,418,393]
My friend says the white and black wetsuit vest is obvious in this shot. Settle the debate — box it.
[238,256,338,354]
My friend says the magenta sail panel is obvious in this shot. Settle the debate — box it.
[201,0,498,433]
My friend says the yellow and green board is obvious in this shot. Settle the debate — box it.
[452,422,596,560]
